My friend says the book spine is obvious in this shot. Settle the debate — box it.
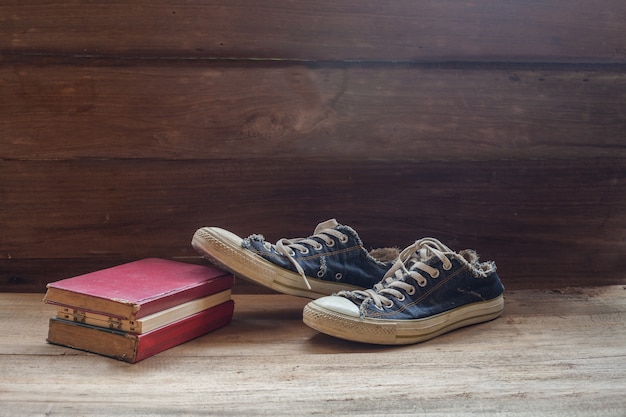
[56,307,141,332]
[44,289,139,320]
[44,273,235,320]
[55,289,232,334]
[47,318,139,362]
[47,300,235,363]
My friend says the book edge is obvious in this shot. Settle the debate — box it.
[55,289,232,333]
[47,300,235,363]
[44,267,234,319]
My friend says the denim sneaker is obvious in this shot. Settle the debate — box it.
[302,237,504,344]
[191,219,398,299]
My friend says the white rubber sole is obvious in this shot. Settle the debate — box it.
[302,294,504,345]
[191,227,365,299]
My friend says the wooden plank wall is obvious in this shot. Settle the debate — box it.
[1,1,625,292]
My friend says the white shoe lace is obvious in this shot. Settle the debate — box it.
[346,237,454,309]
[265,219,349,289]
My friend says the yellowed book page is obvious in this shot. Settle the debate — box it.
[56,289,232,333]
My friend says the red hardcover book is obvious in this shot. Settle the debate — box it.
[47,300,235,363]
[43,258,234,320]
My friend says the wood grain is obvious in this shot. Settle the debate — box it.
[2,62,625,161]
[1,0,625,62]
[1,2,624,293]
[2,158,624,291]
[0,289,625,416]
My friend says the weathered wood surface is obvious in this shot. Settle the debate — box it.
[1,62,624,161]
[1,0,625,62]
[1,1,625,292]
[2,158,625,292]
[0,288,625,416]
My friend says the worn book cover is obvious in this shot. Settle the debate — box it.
[56,289,232,334]
[47,300,235,363]
[43,258,234,320]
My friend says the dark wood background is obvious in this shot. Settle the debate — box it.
[1,1,625,292]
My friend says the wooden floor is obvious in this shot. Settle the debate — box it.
[1,287,625,416]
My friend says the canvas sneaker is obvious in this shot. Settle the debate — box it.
[303,237,504,344]
[191,219,398,299]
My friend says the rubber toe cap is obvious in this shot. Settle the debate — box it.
[311,296,360,318]
[202,227,243,246]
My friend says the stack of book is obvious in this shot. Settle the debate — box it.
[43,258,235,363]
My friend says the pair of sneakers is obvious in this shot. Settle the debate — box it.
[191,219,504,345]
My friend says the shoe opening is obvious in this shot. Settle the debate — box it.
[368,247,400,263]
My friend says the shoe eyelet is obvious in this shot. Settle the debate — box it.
[339,234,349,243]
[264,242,272,250]
[396,294,405,302]
[313,243,323,250]
[288,249,296,256]
[443,261,452,271]
[317,270,325,278]
[335,273,343,281]
[431,270,440,278]
[418,278,428,287]
[407,286,416,295]
[326,240,335,247]
[383,300,394,309]
[299,247,309,255]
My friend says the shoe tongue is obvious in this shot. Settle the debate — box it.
[314,218,340,234]
[415,247,431,261]
[404,248,432,269]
